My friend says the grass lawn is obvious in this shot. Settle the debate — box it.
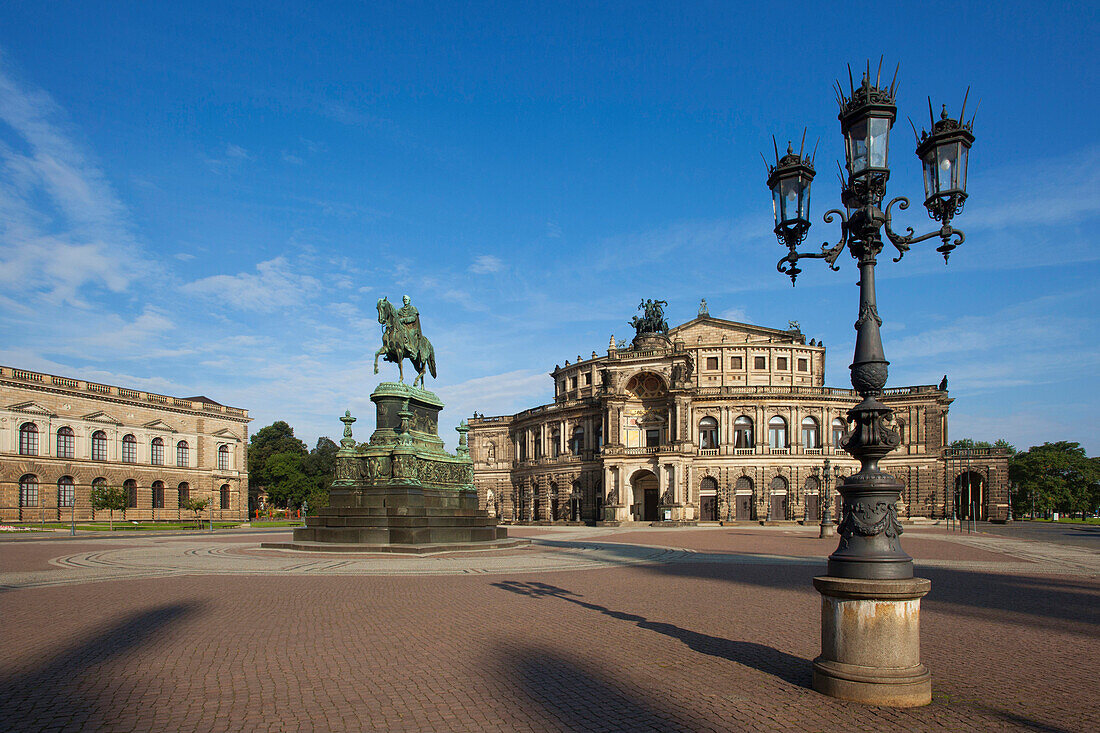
[24,522,243,531]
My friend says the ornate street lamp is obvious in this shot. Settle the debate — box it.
[812,459,842,538]
[764,60,976,707]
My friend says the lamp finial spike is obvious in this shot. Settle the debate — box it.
[959,86,970,123]
[772,135,780,165]
[875,56,883,87]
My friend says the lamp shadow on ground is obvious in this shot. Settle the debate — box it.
[526,537,1099,632]
[0,602,199,730]
[493,580,810,688]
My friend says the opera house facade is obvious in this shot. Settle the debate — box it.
[468,307,1008,525]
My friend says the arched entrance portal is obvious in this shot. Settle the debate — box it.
[631,470,660,522]
[700,476,719,521]
[954,472,986,521]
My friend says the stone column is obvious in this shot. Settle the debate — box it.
[812,577,932,706]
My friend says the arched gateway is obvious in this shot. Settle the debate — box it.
[630,469,660,522]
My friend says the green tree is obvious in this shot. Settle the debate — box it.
[993,439,1017,455]
[248,421,307,491]
[89,485,127,530]
[950,438,993,449]
[1010,442,1099,519]
[304,437,338,509]
[181,497,210,529]
[265,451,314,508]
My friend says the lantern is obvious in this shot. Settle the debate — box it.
[767,144,816,247]
[916,106,975,220]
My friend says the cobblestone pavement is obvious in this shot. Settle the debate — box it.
[1,526,1097,732]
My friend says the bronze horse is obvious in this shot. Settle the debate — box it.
[374,297,437,388]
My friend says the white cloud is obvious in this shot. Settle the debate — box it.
[0,58,154,304]
[469,254,504,274]
[225,143,252,160]
[181,256,321,311]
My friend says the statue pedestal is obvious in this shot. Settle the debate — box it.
[263,383,524,554]
[812,576,932,707]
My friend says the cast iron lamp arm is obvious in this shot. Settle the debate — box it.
[882,196,966,263]
[776,208,851,285]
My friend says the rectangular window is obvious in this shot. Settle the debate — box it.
[58,482,75,507]
[645,429,660,448]
[20,481,39,507]
[777,357,788,370]
[706,356,719,370]
[583,372,591,386]
[569,377,577,389]
[93,435,109,461]
[218,447,230,471]
[754,356,766,370]
[798,358,808,372]
[122,439,135,463]
[731,356,743,369]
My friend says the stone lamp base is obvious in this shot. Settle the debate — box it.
[812,576,932,707]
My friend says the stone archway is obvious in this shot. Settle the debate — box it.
[954,471,986,521]
[699,476,719,521]
[630,469,660,522]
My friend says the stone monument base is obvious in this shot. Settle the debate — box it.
[812,576,932,707]
[262,382,521,554]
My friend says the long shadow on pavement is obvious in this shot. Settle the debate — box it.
[493,580,810,688]
[505,645,698,732]
[0,602,199,731]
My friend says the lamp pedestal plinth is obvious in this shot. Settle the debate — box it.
[812,576,932,707]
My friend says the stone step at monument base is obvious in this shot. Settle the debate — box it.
[289,523,505,546]
[302,514,497,529]
[262,536,529,554]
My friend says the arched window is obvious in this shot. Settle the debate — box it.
[551,431,561,458]
[19,474,39,507]
[770,475,789,492]
[698,417,719,449]
[570,427,584,455]
[56,427,75,459]
[92,477,107,490]
[832,418,847,449]
[152,481,165,509]
[768,416,788,449]
[19,422,39,456]
[218,444,230,470]
[123,479,138,509]
[801,416,819,449]
[177,482,190,507]
[92,431,109,461]
[176,440,189,467]
[121,434,136,463]
[220,484,231,510]
[58,476,75,508]
[734,416,754,449]
[151,437,165,465]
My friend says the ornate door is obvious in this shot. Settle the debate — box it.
[700,495,717,521]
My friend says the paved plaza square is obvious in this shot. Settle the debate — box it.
[2,525,1098,732]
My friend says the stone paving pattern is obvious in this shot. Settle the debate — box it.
[1,525,1097,732]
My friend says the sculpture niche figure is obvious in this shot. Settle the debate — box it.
[374,295,437,388]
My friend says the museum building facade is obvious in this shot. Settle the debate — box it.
[1,365,250,523]
[468,312,1009,525]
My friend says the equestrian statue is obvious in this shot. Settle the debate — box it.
[374,295,437,389]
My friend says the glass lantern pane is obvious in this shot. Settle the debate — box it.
[848,120,869,173]
[869,117,890,168]
[937,142,958,192]
[772,188,781,226]
[781,178,800,223]
[957,144,969,193]
[922,150,937,197]
[801,185,811,221]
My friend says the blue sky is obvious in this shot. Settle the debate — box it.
[1,1,1097,453]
